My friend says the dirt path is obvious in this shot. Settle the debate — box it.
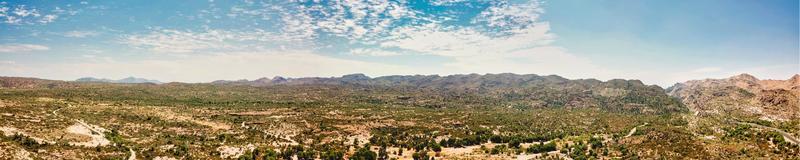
[66,120,111,147]
[737,122,799,146]
[51,104,72,116]
[515,151,572,160]
[128,148,136,160]
[51,103,137,159]
[625,123,648,138]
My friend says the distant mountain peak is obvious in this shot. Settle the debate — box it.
[271,76,288,83]
[730,73,758,82]
[253,77,271,83]
[790,74,800,83]
[341,73,370,81]
[75,76,162,84]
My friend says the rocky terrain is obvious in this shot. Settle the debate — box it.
[213,73,686,114]
[0,73,797,159]
[667,74,800,121]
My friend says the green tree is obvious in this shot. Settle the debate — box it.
[378,146,389,160]
[412,151,429,160]
[350,147,377,160]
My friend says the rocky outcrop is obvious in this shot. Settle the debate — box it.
[667,74,800,120]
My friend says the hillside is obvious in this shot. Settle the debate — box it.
[1,74,798,159]
[214,73,686,114]
[667,74,800,121]
[0,77,66,89]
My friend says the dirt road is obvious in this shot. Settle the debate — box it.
[737,122,799,145]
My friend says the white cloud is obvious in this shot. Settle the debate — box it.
[270,0,417,42]
[368,0,553,58]
[348,48,402,56]
[219,0,611,81]
[12,5,40,17]
[473,1,544,32]
[379,22,554,57]
[346,0,616,81]
[64,30,98,38]
[38,14,57,23]
[121,29,304,53]
[430,0,470,6]
[0,44,49,53]
[0,3,65,25]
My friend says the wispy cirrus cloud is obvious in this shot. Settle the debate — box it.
[0,43,49,53]
[348,48,402,56]
[278,0,419,42]
[0,2,65,25]
[64,30,100,38]
[121,29,306,53]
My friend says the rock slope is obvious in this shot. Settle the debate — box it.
[667,74,800,120]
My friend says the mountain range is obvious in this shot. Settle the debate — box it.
[75,77,163,84]
[2,73,798,120]
[195,73,688,114]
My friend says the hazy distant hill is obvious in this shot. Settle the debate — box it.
[667,74,800,120]
[76,77,163,84]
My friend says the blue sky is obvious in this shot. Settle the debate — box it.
[0,0,797,86]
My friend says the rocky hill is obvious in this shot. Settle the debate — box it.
[667,74,800,120]
[0,77,63,89]
[214,73,686,114]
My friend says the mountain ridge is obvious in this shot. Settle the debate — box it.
[1,73,686,114]
[210,73,658,88]
[75,77,163,84]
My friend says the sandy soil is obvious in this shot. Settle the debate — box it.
[65,120,110,147]
[0,126,54,144]
[153,156,177,160]
[146,107,232,130]
[626,123,648,138]
[217,144,255,159]
[228,108,290,116]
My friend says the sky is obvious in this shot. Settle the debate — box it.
[0,0,797,87]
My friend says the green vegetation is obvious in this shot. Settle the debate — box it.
[0,76,796,159]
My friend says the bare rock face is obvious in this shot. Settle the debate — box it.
[667,74,800,120]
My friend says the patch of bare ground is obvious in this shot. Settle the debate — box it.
[0,126,54,144]
[136,106,232,130]
[0,142,33,160]
[65,120,110,147]
[153,156,178,160]
[34,97,57,102]
[228,108,290,116]
[262,123,300,146]
[216,144,255,159]
[0,99,16,107]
